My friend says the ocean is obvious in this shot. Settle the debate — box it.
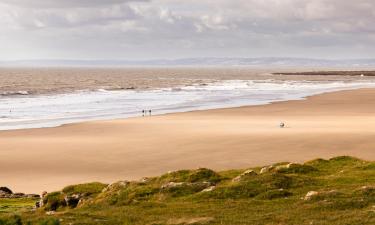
[1,67,375,130]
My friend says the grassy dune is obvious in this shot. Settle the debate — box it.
[1,156,375,225]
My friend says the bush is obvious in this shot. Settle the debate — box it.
[62,182,108,196]
[187,168,221,184]
[257,189,292,200]
[158,170,191,183]
[37,218,60,225]
[43,192,66,211]
[277,164,317,174]
[0,215,22,225]
[158,168,221,184]
[162,182,211,197]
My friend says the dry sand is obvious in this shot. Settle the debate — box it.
[2,88,375,193]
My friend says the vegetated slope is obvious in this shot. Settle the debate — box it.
[1,156,375,225]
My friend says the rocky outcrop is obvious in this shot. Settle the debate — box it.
[232,170,257,182]
[260,165,275,174]
[0,187,12,195]
[161,182,185,189]
[303,190,340,201]
[64,194,82,208]
[102,181,130,193]
[304,191,319,200]
[201,186,216,192]
[161,181,212,194]
[0,187,40,199]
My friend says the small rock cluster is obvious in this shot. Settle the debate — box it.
[303,190,340,201]
[161,181,212,191]
[259,162,311,174]
[232,169,257,182]
[0,187,40,199]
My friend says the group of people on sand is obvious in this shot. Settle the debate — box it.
[142,110,152,117]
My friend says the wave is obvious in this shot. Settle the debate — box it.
[0,91,30,97]
[0,80,375,130]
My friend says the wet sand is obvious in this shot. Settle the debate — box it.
[2,88,375,193]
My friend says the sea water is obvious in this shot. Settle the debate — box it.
[0,79,374,130]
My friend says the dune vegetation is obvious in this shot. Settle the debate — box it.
[1,156,375,225]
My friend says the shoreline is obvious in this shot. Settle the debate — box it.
[2,88,375,193]
[2,81,375,131]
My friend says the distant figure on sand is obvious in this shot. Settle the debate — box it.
[149,110,152,116]
[280,122,285,128]
[142,110,145,117]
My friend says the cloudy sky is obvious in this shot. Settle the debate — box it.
[0,0,374,60]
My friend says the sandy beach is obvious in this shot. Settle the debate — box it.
[2,88,375,193]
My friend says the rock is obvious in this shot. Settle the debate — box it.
[139,177,150,183]
[41,191,48,199]
[162,182,212,194]
[12,192,25,198]
[275,163,297,171]
[0,187,12,195]
[0,188,40,199]
[201,186,216,192]
[45,211,55,215]
[260,165,274,174]
[26,194,41,198]
[0,193,11,198]
[243,169,258,176]
[360,186,375,190]
[102,181,129,192]
[162,182,185,189]
[77,198,86,207]
[232,170,257,182]
[304,191,319,200]
[65,194,82,208]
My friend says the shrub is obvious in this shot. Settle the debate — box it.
[158,168,221,184]
[277,164,317,174]
[257,189,292,200]
[37,218,60,225]
[0,215,22,225]
[43,192,66,211]
[162,182,211,197]
[62,182,108,196]
[158,170,191,183]
[187,168,221,183]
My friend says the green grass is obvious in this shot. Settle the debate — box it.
[2,156,375,224]
[0,199,37,213]
[62,182,108,197]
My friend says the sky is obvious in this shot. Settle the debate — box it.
[0,0,375,60]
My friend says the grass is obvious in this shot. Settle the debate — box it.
[1,156,375,224]
[0,199,37,213]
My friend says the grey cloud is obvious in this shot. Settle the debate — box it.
[1,0,375,60]
[1,0,147,8]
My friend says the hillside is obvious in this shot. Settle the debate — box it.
[2,57,375,67]
[1,156,375,225]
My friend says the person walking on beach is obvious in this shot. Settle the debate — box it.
[149,110,152,116]
[142,110,145,117]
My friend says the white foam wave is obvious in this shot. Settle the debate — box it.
[0,80,374,130]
